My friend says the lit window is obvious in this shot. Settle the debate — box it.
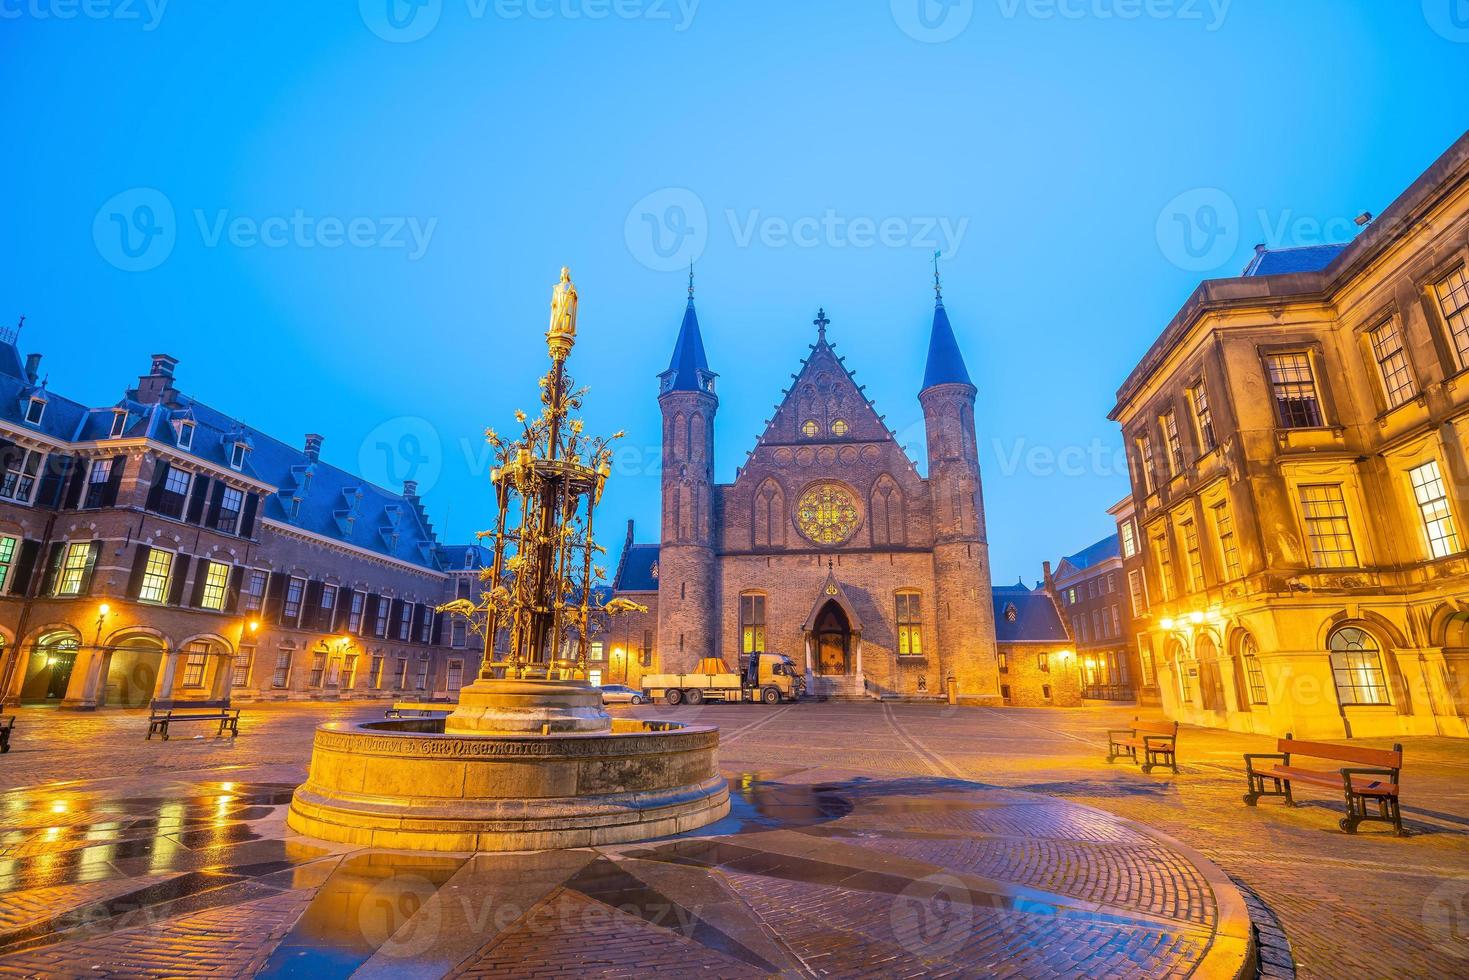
[25,397,45,425]
[309,651,327,687]
[109,410,128,438]
[801,420,819,439]
[1153,530,1175,601]
[1409,460,1459,559]
[1369,318,1416,409]
[216,487,244,534]
[344,654,359,688]
[1180,519,1204,593]
[1212,500,1242,580]
[831,419,849,436]
[0,448,45,503]
[1328,627,1390,706]
[56,542,92,595]
[175,419,195,450]
[241,569,268,613]
[1265,352,1324,428]
[896,590,923,655]
[283,577,305,623]
[0,536,16,591]
[1037,652,1050,672]
[200,562,230,611]
[1298,484,1359,568]
[182,643,210,688]
[138,549,174,604]
[85,459,113,508]
[1161,410,1184,477]
[997,652,1009,674]
[1434,265,1469,368]
[740,593,766,654]
[1189,380,1216,453]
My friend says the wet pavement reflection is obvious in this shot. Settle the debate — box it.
[0,770,1232,978]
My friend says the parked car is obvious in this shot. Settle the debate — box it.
[598,684,644,705]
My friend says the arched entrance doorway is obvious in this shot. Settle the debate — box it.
[813,602,852,676]
[20,630,82,702]
[103,634,168,708]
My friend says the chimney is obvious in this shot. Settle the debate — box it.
[24,353,41,384]
[1042,560,1055,592]
[135,353,180,405]
[304,433,324,461]
[403,479,418,498]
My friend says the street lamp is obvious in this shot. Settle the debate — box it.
[613,646,625,685]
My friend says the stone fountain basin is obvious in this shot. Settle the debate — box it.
[286,718,730,852]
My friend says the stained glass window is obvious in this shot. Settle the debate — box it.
[795,484,859,545]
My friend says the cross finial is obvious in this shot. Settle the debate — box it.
[814,308,830,341]
[933,250,943,304]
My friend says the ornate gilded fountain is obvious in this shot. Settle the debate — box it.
[286,268,729,852]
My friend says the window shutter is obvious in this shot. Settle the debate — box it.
[39,542,65,596]
[225,565,245,613]
[145,462,169,511]
[240,493,259,538]
[10,539,40,596]
[186,476,211,524]
[205,482,225,528]
[303,581,324,630]
[102,455,127,507]
[410,603,425,643]
[265,572,286,623]
[62,460,87,509]
[334,589,355,632]
[392,599,407,636]
[169,555,192,606]
[367,594,383,633]
[80,541,103,594]
[126,544,152,598]
[35,455,73,509]
[189,559,211,607]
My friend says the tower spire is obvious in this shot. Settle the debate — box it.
[921,273,973,390]
[660,278,716,396]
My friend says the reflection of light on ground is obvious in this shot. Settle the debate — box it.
[149,803,184,873]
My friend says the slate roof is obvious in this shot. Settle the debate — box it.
[1241,243,1349,277]
[0,334,449,570]
[993,585,1071,644]
[613,543,660,592]
[922,299,973,389]
[1055,534,1121,577]
[438,544,492,571]
[660,299,714,393]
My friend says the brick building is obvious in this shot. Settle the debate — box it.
[612,282,1006,703]
[1046,534,1134,701]
[1109,494,1162,706]
[992,582,1081,707]
[1111,130,1469,739]
[0,334,475,709]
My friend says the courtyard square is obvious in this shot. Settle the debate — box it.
[1,701,1466,977]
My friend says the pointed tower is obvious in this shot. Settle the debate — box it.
[920,270,1000,702]
[657,273,719,672]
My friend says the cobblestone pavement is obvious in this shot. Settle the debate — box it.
[0,700,1465,976]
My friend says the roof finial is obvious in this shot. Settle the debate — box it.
[814,308,830,342]
[688,262,695,303]
[933,250,943,305]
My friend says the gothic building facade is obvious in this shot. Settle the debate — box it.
[613,287,1002,702]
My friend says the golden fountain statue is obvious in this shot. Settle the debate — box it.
[286,268,727,851]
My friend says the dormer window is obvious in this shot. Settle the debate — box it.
[175,419,195,450]
[464,552,474,569]
[24,396,46,426]
[109,410,128,438]
[230,441,247,470]
[289,496,302,520]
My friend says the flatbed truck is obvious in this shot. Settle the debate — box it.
[642,652,803,705]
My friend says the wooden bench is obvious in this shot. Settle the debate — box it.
[1106,718,1180,773]
[146,704,241,741]
[0,715,13,754]
[1243,734,1405,835]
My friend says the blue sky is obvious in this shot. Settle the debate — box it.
[3,1,1468,583]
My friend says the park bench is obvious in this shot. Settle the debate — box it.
[0,714,13,753]
[1106,717,1180,773]
[1243,734,1405,836]
[146,701,241,741]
